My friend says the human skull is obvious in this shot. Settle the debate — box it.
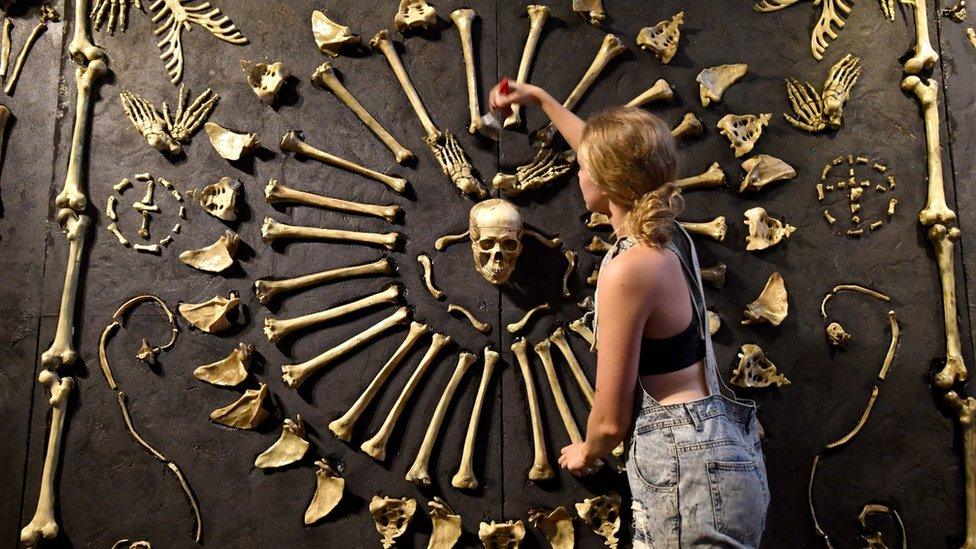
[240,60,290,105]
[469,199,523,285]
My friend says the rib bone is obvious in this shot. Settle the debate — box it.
[901,76,956,227]
[361,333,452,461]
[512,338,554,480]
[281,306,411,389]
[311,62,414,165]
[448,303,491,334]
[280,130,407,194]
[263,285,400,343]
[930,224,967,388]
[905,0,939,73]
[406,351,477,486]
[254,257,393,306]
[261,216,400,250]
[265,178,400,222]
[562,250,577,298]
[57,59,108,211]
[505,5,550,128]
[675,162,725,190]
[507,303,550,334]
[450,9,483,135]
[329,322,429,441]
[452,347,500,489]
[41,211,90,369]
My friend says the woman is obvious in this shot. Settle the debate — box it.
[490,82,770,548]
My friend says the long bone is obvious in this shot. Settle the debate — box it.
[901,76,956,227]
[254,257,393,306]
[406,352,477,486]
[671,112,704,140]
[280,130,407,194]
[281,306,410,389]
[370,29,486,198]
[450,9,484,135]
[361,333,452,461]
[452,347,500,489]
[69,0,105,64]
[0,19,12,79]
[679,216,727,242]
[264,179,400,223]
[568,317,595,347]
[505,5,550,128]
[264,285,400,343]
[512,338,555,480]
[20,370,73,545]
[675,162,725,191]
[261,216,400,250]
[904,0,939,74]
[930,224,967,388]
[531,34,625,147]
[57,59,108,211]
[945,390,976,549]
[625,79,674,108]
[329,322,429,441]
[311,62,415,165]
[41,210,90,369]
[5,5,59,96]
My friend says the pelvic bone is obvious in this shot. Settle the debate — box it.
[902,76,956,227]
[204,122,260,160]
[305,459,345,524]
[149,0,247,84]
[529,507,575,549]
[265,179,399,223]
[240,60,289,105]
[58,59,107,211]
[625,78,674,108]
[210,382,270,430]
[5,4,59,96]
[453,347,500,489]
[264,285,400,344]
[191,176,238,221]
[417,254,445,300]
[329,322,429,440]
[255,417,309,469]
[19,370,73,546]
[700,262,727,288]
[480,520,527,548]
[179,291,239,333]
[451,9,483,135]
[311,62,414,165]
[41,211,90,369]
[491,147,575,197]
[427,497,463,549]
[733,344,790,388]
[568,317,595,347]
[406,352,477,486]
[743,272,788,326]
[717,113,771,158]
[179,230,239,273]
[254,256,394,306]
[193,342,252,386]
[744,207,795,251]
[679,216,727,242]
[697,63,748,107]
[785,53,861,133]
[280,130,408,194]
[512,338,555,480]
[671,112,704,140]
[562,250,577,298]
[361,333,452,461]
[930,224,967,388]
[69,0,105,64]
[576,492,621,549]
[637,12,683,63]
[311,10,360,57]
[532,34,625,147]
[505,5,550,128]
[507,303,550,334]
[120,86,218,155]
[260,216,400,250]
[740,154,796,192]
[370,495,417,548]
[573,0,607,25]
[675,162,725,191]
[449,303,492,334]
[905,0,939,73]
[282,306,411,389]
[395,0,437,32]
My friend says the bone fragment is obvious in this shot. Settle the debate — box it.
[305,460,345,524]
[179,230,239,273]
[529,507,574,549]
[427,497,463,549]
[0,18,12,78]
[902,76,956,226]
[282,307,411,389]
[450,9,484,135]
[587,212,611,228]
[210,382,270,429]
[5,5,59,96]
[507,303,550,334]
[261,216,400,250]
[254,257,393,306]
[280,130,407,193]
[562,250,577,298]
[675,162,725,190]
[179,292,239,334]
[625,79,674,108]
[679,216,727,242]
[505,5,550,128]
[204,122,259,160]
[568,317,595,347]
[905,0,939,73]
[265,179,399,223]
[329,322,429,440]
[370,495,416,548]
[193,342,252,387]
[417,254,445,300]
[41,211,90,369]
[671,112,703,140]
[255,417,309,469]
[57,59,108,212]
[448,303,491,334]
[708,310,721,336]
[453,348,500,489]
[480,520,526,548]
[826,322,852,348]
[405,351,477,486]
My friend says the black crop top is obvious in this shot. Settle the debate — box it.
[638,309,705,375]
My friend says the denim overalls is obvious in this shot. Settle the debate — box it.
[590,224,770,548]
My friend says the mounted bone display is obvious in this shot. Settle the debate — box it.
[785,54,861,133]
[193,342,252,386]
[528,507,574,549]
[740,154,796,192]
[469,198,523,285]
[179,230,239,272]
[742,272,788,325]
[479,520,526,548]
[717,113,771,157]
[370,495,416,548]
[204,122,260,160]
[394,0,437,33]
[254,417,309,468]
[149,0,247,84]
[744,207,795,251]
[427,497,463,549]
[732,344,790,387]
[311,10,360,57]
[241,60,289,105]
[697,63,747,107]
[576,492,621,548]
[209,382,270,429]
[637,12,683,63]
[179,291,239,333]
[304,459,345,524]
[191,176,238,221]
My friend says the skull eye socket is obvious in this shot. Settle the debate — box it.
[478,239,495,250]
[501,239,518,252]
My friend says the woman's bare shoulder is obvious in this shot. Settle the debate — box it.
[600,242,671,292]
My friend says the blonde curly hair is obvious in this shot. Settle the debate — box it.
[579,106,683,248]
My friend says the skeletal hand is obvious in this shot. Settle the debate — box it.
[489,80,542,115]
[558,441,598,475]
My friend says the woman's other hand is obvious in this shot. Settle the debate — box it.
[559,442,599,476]
[489,80,543,115]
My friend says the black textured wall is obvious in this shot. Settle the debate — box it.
[3,0,976,547]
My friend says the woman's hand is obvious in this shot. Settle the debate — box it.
[558,442,599,476]
[489,80,543,115]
